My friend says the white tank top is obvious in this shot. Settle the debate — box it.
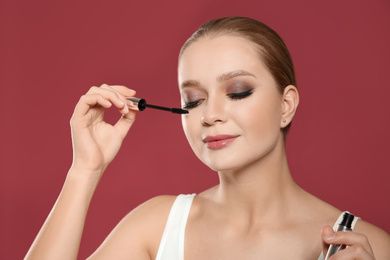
[155,194,359,260]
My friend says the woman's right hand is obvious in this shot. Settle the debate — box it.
[69,84,138,179]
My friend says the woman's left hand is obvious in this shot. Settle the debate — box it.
[322,225,376,259]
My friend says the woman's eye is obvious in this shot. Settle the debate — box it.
[228,88,254,100]
[183,100,201,109]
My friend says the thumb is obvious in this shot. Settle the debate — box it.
[321,225,335,257]
[114,109,137,138]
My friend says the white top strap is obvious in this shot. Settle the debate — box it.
[155,194,196,260]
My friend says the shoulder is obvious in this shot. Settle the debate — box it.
[295,191,390,258]
[353,219,390,259]
[309,194,390,259]
[310,196,390,259]
[294,189,343,226]
[130,195,178,218]
[122,195,178,241]
[88,195,178,259]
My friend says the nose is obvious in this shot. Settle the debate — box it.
[200,97,227,126]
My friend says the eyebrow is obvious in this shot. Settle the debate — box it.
[180,79,200,89]
[217,70,256,83]
[180,70,256,89]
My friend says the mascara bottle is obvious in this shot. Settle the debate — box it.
[324,212,355,260]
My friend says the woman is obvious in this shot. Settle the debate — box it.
[25,17,390,259]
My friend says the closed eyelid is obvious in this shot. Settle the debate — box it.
[227,88,254,99]
[225,79,255,93]
[228,88,254,94]
[181,90,205,102]
[182,100,202,109]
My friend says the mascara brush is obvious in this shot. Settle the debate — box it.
[126,97,188,115]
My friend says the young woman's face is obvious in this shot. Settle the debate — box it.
[178,35,285,172]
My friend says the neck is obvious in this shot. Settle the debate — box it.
[213,136,302,224]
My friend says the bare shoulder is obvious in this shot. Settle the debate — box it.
[308,193,390,258]
[307,192,390,258]
[295,190,390,258]
[88,195,177,260]
[296,189,343,225]
[353,219,390,259]
[119,195,177,235]
[129,195,177,219]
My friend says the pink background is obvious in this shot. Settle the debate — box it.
[1,0,389,259]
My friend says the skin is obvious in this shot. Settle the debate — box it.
[25,35,390,260]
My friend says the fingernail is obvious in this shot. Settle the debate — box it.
[127,100,135,107]
[327,233,336,240]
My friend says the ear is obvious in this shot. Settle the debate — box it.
[280,85,299,128]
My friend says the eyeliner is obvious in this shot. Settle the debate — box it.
[127,97,189,114]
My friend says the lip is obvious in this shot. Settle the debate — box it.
[202,135,239,150]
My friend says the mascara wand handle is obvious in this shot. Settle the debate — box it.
[126,97,188,114]
[127,97,147,111]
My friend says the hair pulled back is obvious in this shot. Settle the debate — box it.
[180,17,297,135]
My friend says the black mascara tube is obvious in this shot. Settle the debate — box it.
[324,212,355,260]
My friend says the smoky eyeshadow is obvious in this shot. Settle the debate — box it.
[225,80,254,94]
[181,90,204,103]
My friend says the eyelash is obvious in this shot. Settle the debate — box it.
[183,88,254,109]
[183,100,201,109]
[228,88,254,100]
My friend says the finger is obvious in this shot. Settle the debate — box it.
[99,84,137,113]
[322,225,334,256]
[99,84,136,99]
[324,230,373,254]
[107,85,136,97]
[127,99,139,111]
[114,110,137,138]
[328,245,374,260]
[86,86,129,114]
[73,94,112,118]
[100,84,137,107]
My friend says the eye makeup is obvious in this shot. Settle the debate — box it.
[183,100,202,109]
[181,85,255,109]
[181,90,205,109]
[227,88,254,99]
[226,79,255,99]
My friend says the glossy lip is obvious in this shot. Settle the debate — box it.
[202,135,239,150]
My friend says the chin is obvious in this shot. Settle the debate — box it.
[201,153,253,173]
[200,144,279,174]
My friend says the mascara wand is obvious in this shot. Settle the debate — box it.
[127,97,188,114]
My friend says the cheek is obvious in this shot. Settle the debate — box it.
[181,113,201,153]
[235,95,282,138]
[181,116,192,143]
